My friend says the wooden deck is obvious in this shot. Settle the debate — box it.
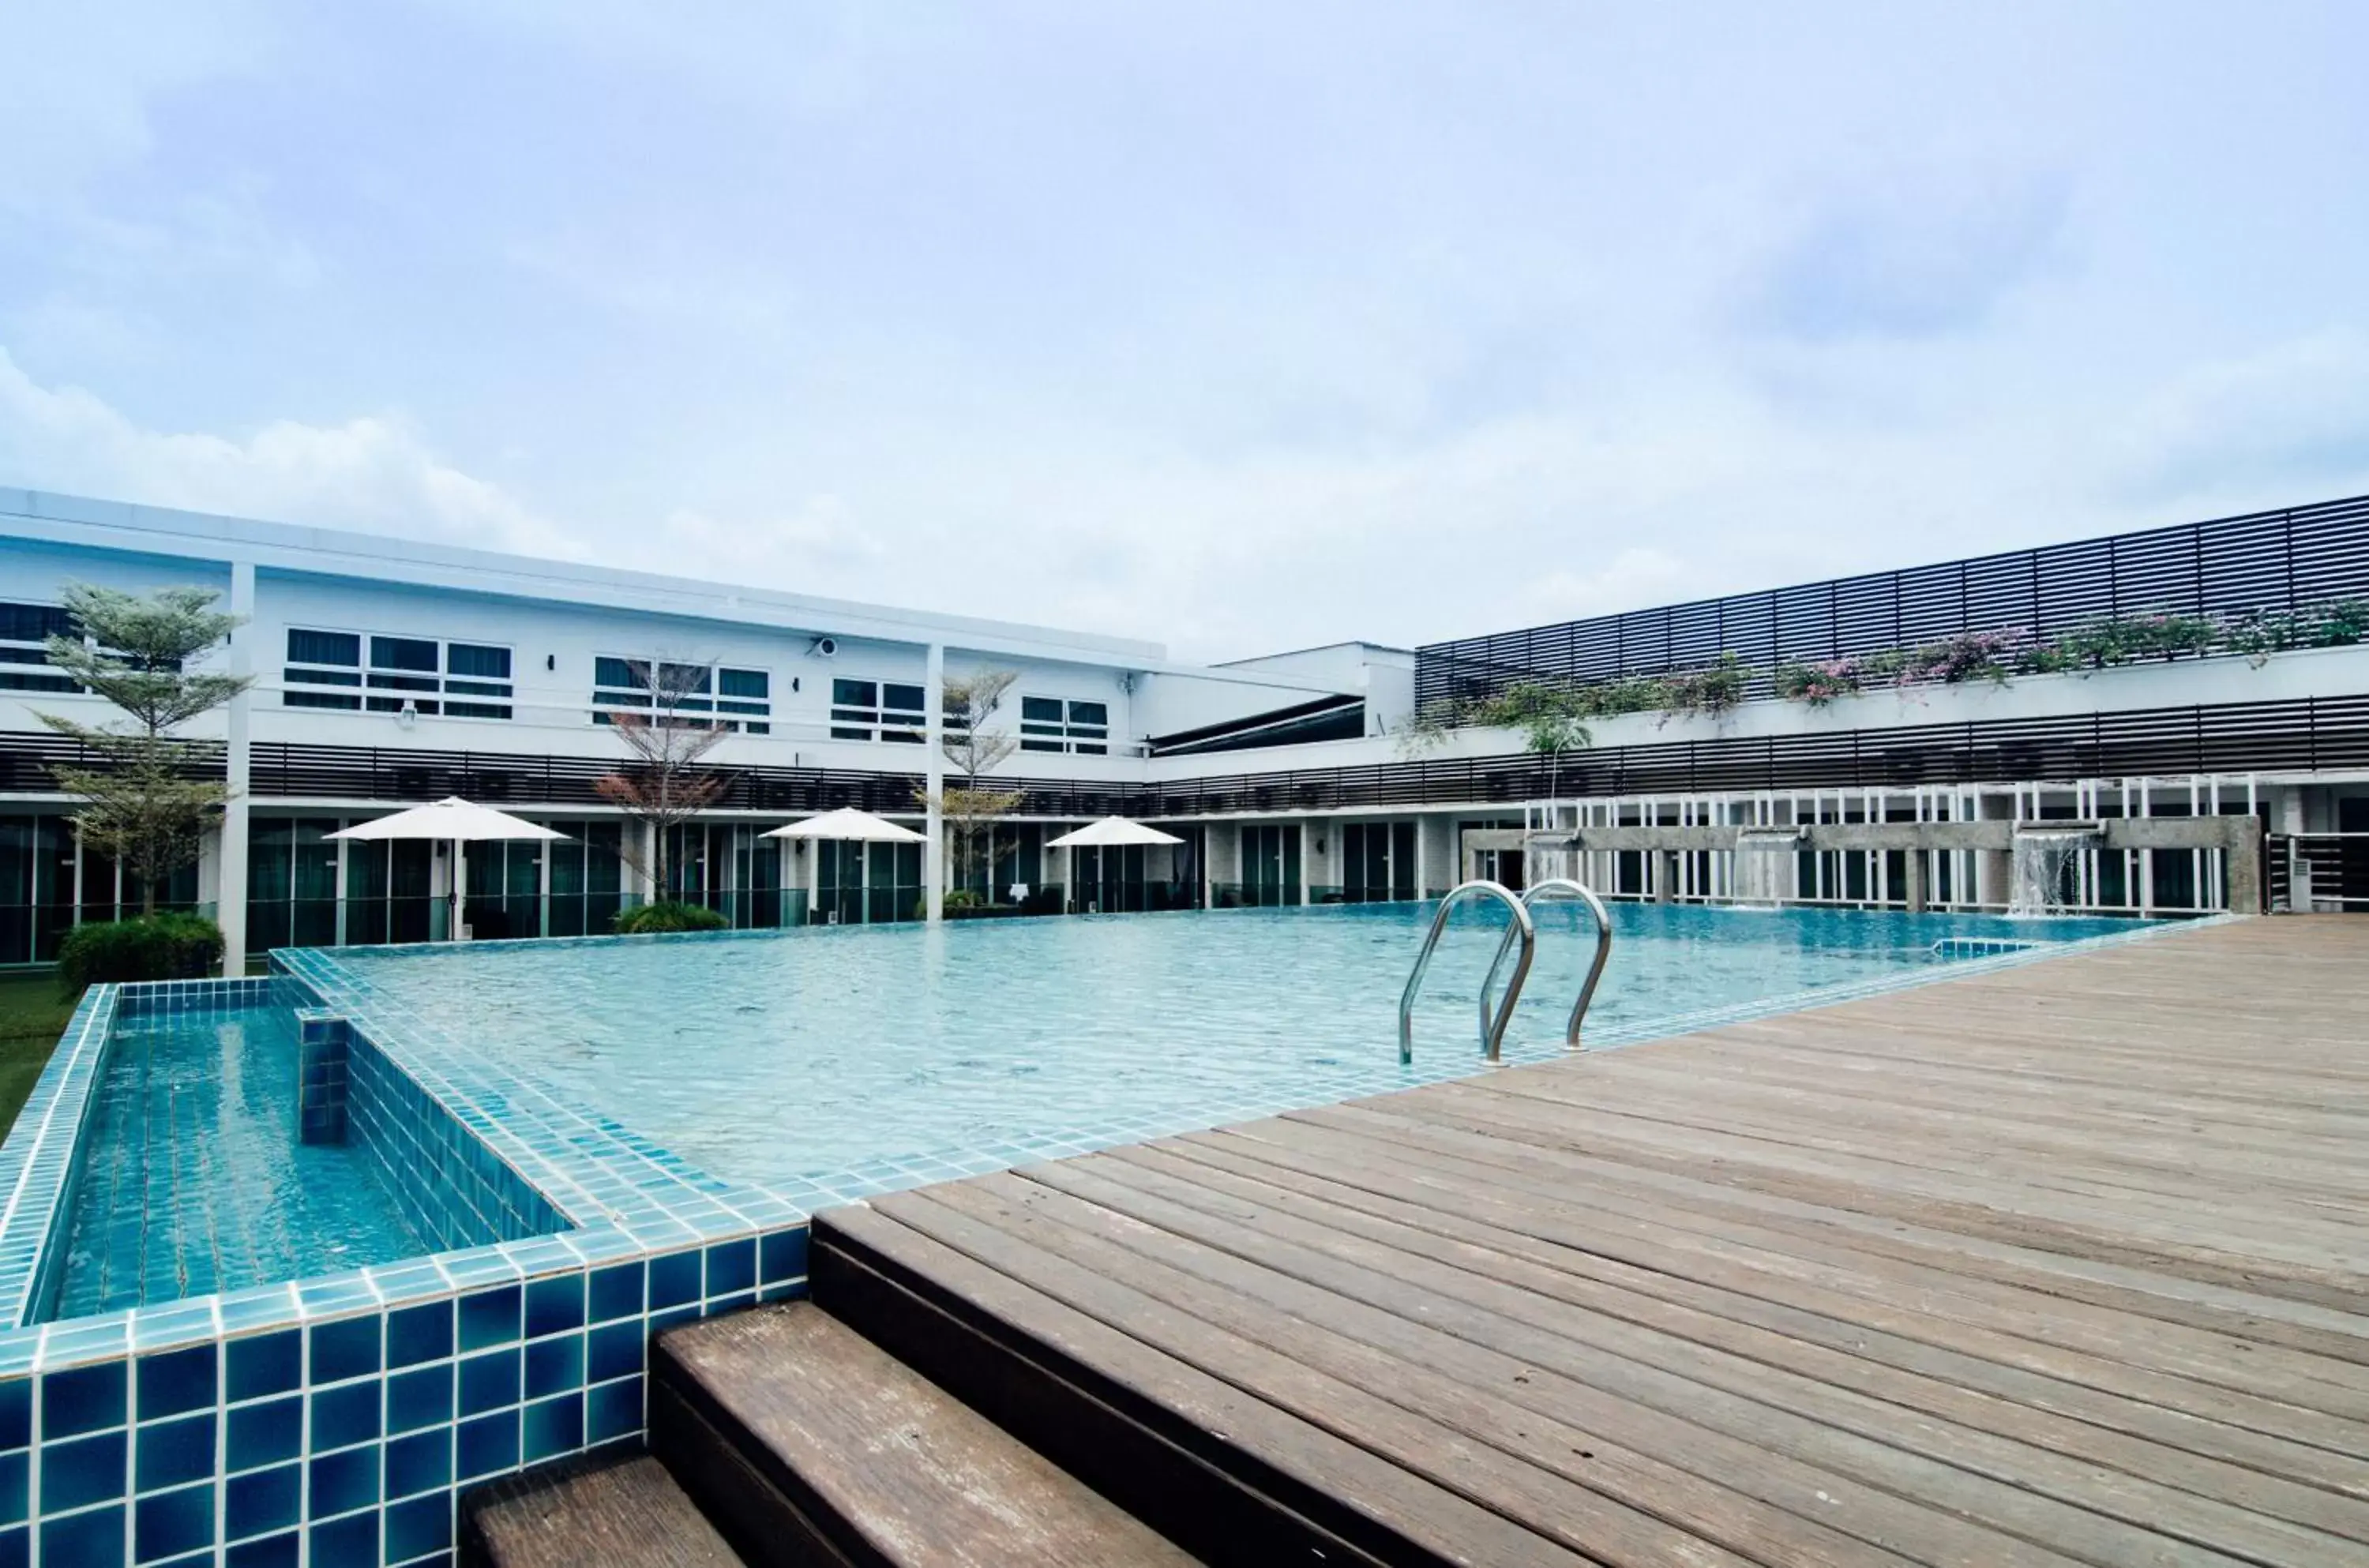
[822,916,2369,1567]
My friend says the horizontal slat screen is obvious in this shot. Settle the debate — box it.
[1416,493,2369,709]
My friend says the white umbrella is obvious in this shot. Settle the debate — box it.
[1047,816,1184,847]
[760,806,927,843]
[329,797,568,942]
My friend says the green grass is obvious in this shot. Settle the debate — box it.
[0,972,77,1138]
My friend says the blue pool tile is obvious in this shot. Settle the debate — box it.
[310,1379,381,1450]
[41,1427,127,1513]
[383,1428,451,1501]
[43,1360,127,1439]
[225,1530,298,1568]
[133,1481,213,1564]
[584,1322,642,1386]
[133,1413,213,1491]
[584,1378,640,1446]
[225,1332,300,1403]
[760,1228,808,1285]
[133,1345,215,1423]
[586,1263,642,1324]
[524,1275,584,1339]
[310,1315,382,1384]
[385,1488,453,1562]
[704,1238,756,1297]
[457,1285,520,1352]
[521,1393,583,1465]
[648,1305,700,1338]
[0,1525,21,1568]
[42,1503,125,1568]
[386,1301,452,1369]
[0,1451,21,1526]
[0,1382,23,1452]
[455,1411,517,1480]
[223,1463,300,1542]
[647,1251,700,1310]
[306,1508,377,1565]
[524,1335,584,1400]
[226,1396,302,1472]
[457,1349,519,1418]
[386,1365,453,1436]
[309,1442,380,1517]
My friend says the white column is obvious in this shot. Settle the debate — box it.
[218,559,257,973]
[924,642,945,924]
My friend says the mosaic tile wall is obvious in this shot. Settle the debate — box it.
[340,1033,565,1255]
[0,970,813,1566]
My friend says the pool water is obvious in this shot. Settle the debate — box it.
[51,1007,435,1317]
[329,902,2142,1196]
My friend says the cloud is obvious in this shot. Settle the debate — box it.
[1742,165,2071,343]
[2107,332,2369,505]
[0,347,576,559]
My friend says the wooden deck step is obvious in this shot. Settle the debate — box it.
[651,1300,1200,1567]
[813,1203,1594,1567]
[461,1453,744,1568]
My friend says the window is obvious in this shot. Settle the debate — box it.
[594,658,768,732]
[1020,696,1111,755]
[444,643,513,719]
[283,629,514,718]
[717,667,771,734]
[0,603,79,694]
[831,678,925,742]
[283,628,362,710]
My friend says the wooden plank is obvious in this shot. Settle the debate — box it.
[861,1187,1766,1568]
[903,1181,1979,1568]
[816,1202,1593,1568]
[942,1171,2295,1568]
[798,917,2369,1568]
[1207,1114,2369,1457]
[1099,1138,2369,1541]
[463,1454,744,1568]
[1063,1144,2369,1561]
[655,1304,1194,1568]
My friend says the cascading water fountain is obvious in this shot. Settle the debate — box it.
[2008,825,2102,915]
[1730,825,1805,907]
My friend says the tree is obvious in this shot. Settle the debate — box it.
[593,658,730,899]
[918,670,1023,898]
[36,583,252,915]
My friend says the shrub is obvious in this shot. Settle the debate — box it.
[57,914,224,994]
[613,900,730,935]
[1773,658,1861,706]
[2315,597,2369,645]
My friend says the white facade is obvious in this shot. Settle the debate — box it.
[8,485,2369,965]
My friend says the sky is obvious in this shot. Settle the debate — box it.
[3,3,2367,662]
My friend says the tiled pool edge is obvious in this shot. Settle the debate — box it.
[0,973,813,1568]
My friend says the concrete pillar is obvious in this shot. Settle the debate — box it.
[1903,850,1928,914]
[1298,821,1315,906]
[1654,850,1676,905]
[924,643,944,925]
[218,560,256,974]
[2224,823,2264,915]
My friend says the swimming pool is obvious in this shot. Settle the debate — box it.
[49,1006,437,1318]
[0,902,2171,1565]
[317,902,2143,1198]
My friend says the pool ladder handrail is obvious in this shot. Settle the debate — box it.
[1485,879,1616,1049]
[1399,880,1535,1065]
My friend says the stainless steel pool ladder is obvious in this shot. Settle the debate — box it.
[1492,879,1616,1049]
[1399,880,1535,1065]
